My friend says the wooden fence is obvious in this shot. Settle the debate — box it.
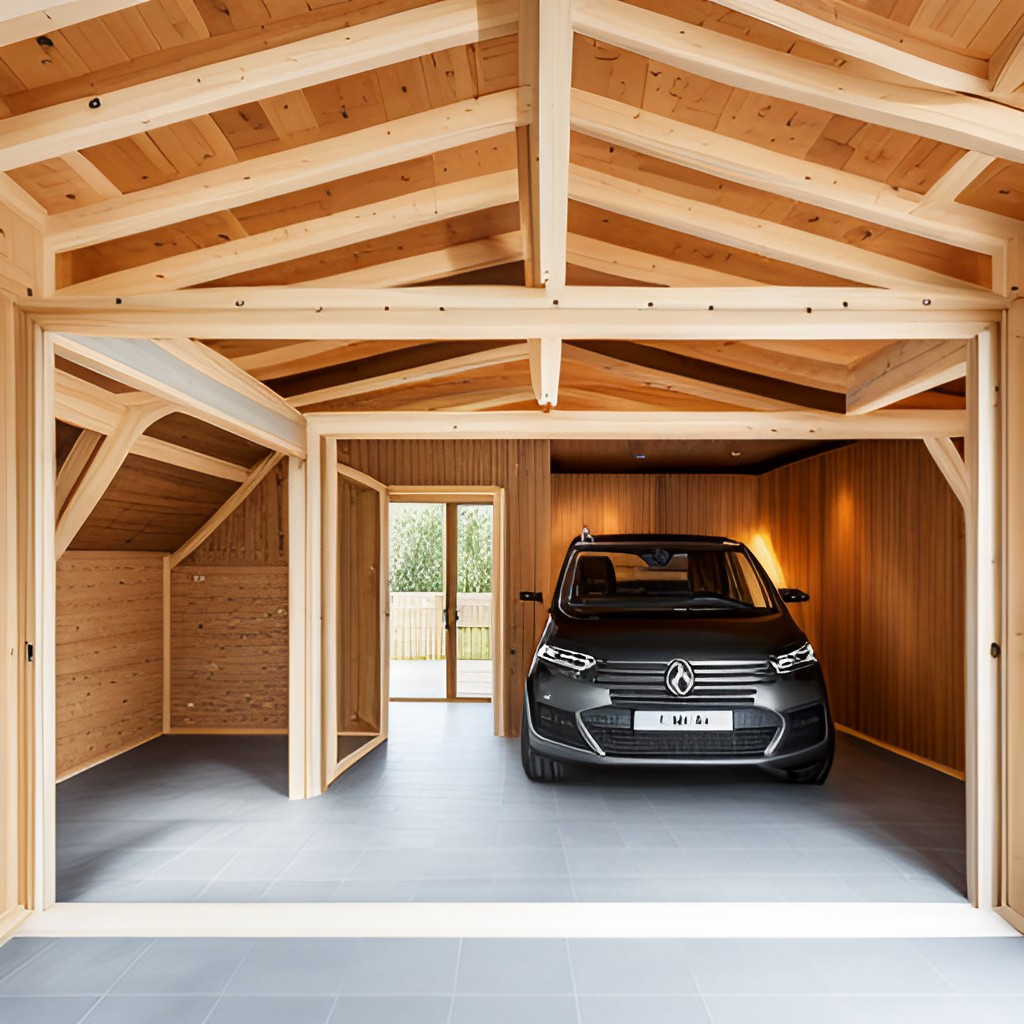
[390,592,492,660]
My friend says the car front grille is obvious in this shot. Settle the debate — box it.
[597,659,772,706]
[583,725,778,758]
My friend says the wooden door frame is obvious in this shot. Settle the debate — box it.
[388,487,506,723]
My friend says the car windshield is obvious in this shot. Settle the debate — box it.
[558,544,775,618]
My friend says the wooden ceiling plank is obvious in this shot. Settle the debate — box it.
[845,338,968,414]
[527,335,562,407]
[46,89,530,251]
[55,397,170,557]
[572,91,1010,256]
[280,341,529,406]
[535,0,572,288]
[50,333,307,455]
[56,169,520,295]
[989,13,1024,93]
[303,231,522,288]
[564,340,846,413]
[567,232,758,288]
[714,0,988,93]
[307,408,966,439]
[574,0,1024,163]
[0,0,518,172]
[570,164,992,294]
[0,0,149,48]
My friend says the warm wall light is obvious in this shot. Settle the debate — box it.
[748,531,788,589]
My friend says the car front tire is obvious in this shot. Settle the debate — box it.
[520,702,565,782]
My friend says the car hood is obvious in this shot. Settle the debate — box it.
[546,612,806,662]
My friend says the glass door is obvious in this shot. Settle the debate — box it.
[455,503,494,699]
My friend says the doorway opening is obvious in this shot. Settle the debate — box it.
[388,498,495,703]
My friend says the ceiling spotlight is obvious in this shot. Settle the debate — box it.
[730,451,742,458]
[635,453,646,460]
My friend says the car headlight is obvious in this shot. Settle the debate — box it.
[770,641,817,674]
[536,643,597,679]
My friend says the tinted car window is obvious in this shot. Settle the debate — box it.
[559,544,774,618]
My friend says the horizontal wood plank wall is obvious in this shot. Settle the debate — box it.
[761,441,966,772]
[170,465,288,731]
[336,439,551,736]
[549,473,761,597]
[55,552,162,779]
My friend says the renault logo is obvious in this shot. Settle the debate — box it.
[665,659,696,697]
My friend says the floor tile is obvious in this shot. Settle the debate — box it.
[111,938,252,994]
[225,938,357,996]
[449,995,579,1024]
[579,995,711,1023]
[456,938,573,995]
[569,939,698,994]
[328,996,453,1024]
[0,996,97,1024]
[82,995,216,1024]
[206,995,335,1024]
[0,938,150,995]
[339,938,459,995]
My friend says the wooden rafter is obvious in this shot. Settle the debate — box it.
[57,170,520,296]
[571,91,1009,256]
[275,342,529,407]
[570,165,990,295]
[564,341,846,413]
[46,90,530,252]
[0,0,518,172]
[573,0,1024,163]
[845,339,967,414]
[54,427,102,516]
[527,337,562,407]
[0,0,149,48]
[990,15,1024,94]
[55,399,170,557]
[517,0,541,286]
[923,436,968,510]
[303,233,522,289]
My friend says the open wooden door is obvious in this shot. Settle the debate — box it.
[322,447,389,789]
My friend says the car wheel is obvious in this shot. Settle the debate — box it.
[783,736,834,785]
[520,703,565,783]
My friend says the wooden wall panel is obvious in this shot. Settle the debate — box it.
[336,439,551,735]
[169,566,288,731]
[171,465,289,730]
[549,473,760,596]
[56,552,162,779]
[761,440,966,772]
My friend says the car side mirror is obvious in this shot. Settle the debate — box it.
[779,588,810,603]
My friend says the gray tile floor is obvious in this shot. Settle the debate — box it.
[57,703,966,903]
[2,936,1023,1023]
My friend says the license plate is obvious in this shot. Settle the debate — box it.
[634,710,733,731]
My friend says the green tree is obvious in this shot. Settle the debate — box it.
[458,505,492,593]
[389,503,443,592]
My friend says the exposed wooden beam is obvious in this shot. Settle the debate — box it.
[517,0,540,285]
[57,169,520,296]
[0,0,148,48]
[565,340,846,412]
[527,336,562,407]
[277,342,529,407]
[46,90,530,252]
[0,172,46,227]
[55,399,169,557]
[570,165,991,295]
[990,15,1024,94]
[50,334,307,456]
[170,452,284,568]
[395,385,538,411]
[712,0,987,94]
[27,291,999,341]
[567,233,756,287]
[303,233,522,289]
[536,0,572,288]
[131,437,250,483]
[54,427,102,516]
[923,436,968,510]
[571,91,1009,256]
[918,153,999,212]
[0,0,518,172]
[59,152,121,202]
[574,0,1024,163]
[308,408,966,440]
[845,339,967,414]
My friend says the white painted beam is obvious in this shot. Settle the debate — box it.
[536,0,572,288]
[574,0,1024,163]
[307,408,965,440]
[50,334,307,456]
[0,0,517,171]
[527,336,562,407]
[845,339,967,414]
[57,170,520,295]
[570,164,992,295]
[46,90,530,252]
[571,91,1011,256]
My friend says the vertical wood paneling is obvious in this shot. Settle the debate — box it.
[55,553,162,778]
[170,465,289,731]
[762,441,966,772]
[336,439,551,735]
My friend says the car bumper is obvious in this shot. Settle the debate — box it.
[524,670,833,770]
